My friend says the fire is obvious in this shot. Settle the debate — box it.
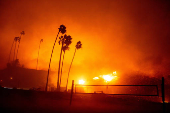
[93,71,117,82]
[113,71,116,74]
[102,71,117,82]
[79,79,85,84]
[93,77,99,80]
[102,74,114,82]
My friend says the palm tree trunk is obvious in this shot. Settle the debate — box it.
[60,51,65,87]
[16,36,21,60]
[8,40,15,63]
[45,31,59,92]
[13,41,17,61]
[36,41,42,70]
[57,42,63,91]
[66,48,77,91]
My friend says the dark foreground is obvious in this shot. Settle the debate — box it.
[0,88,169,113]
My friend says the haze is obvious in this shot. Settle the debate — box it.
[0,0,170,84]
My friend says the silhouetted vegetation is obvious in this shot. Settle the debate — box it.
[45,25,66,91]
[7,31,25,69]
[16,31,25,60]
[13,37,20,61]
[7,59,20,68]
[8,37,17,63]
[66,41,82,91]
[36,39,43,70]
[58,35,72,89]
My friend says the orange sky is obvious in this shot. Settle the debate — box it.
[0,0,170,84]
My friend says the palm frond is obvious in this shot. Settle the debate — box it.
[40,39,43,42]
[76,41,82,49]
[58,25,66,34]
[21,31,25,35]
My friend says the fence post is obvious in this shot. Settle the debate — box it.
[161,77,165,113]
[70,80,74,105]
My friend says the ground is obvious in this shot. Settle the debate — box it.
[0,88,169,113]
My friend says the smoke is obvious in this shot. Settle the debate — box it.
[0,0,170,80]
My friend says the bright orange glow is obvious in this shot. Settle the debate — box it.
[113,71,116,75]
[93,77,99,80]
[0,2,169,100]
[99,71,118,82]
[79,79,85,84]
[102,74,113,82]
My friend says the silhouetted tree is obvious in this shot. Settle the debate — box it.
[60,46,68,86]
[13,37,19,61]
[7,59,20,68]
[8,37,17,63]
[36,39,43,70]
[16,31,25,60]
[12,59,20,67]
[66,41,82,91]
[59,36,72,87]
[57,34,72,91]
[45,25,66,92]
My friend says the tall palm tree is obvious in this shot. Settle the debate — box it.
[65,41,82,91]
[16,31,25,60]
[60,46,67,87]
[13,37,20,61]
[45,25,66,92]
[8,37,17,63]
[57,35,72,91]
[36,39,43,70]
[59,36,72,87]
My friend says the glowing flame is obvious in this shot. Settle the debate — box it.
[79,79,85,84]
[102,75,113,82]
[93,77,99,80]
[10,77,13,80]
[98,71,117,82]
[113,71,116,75]
[92,71,118,83]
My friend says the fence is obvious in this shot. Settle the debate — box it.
[70,77,166,112]
[75,84,159,96]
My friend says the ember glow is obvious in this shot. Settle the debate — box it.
[113,71,116,75]
[101,73,117,82]
[93,77,99,80]
[93,71,117,82]
[102,75,114,82]
[79,79,85,85]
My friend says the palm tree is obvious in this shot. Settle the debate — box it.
[57,35,72,91]
[59,37,72,87]
[65,41,82,91]
[36,39,43,70]
[13,37,20,61]
[45,25,66,92]
[8,37,17,63]
[16,31,25,60]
